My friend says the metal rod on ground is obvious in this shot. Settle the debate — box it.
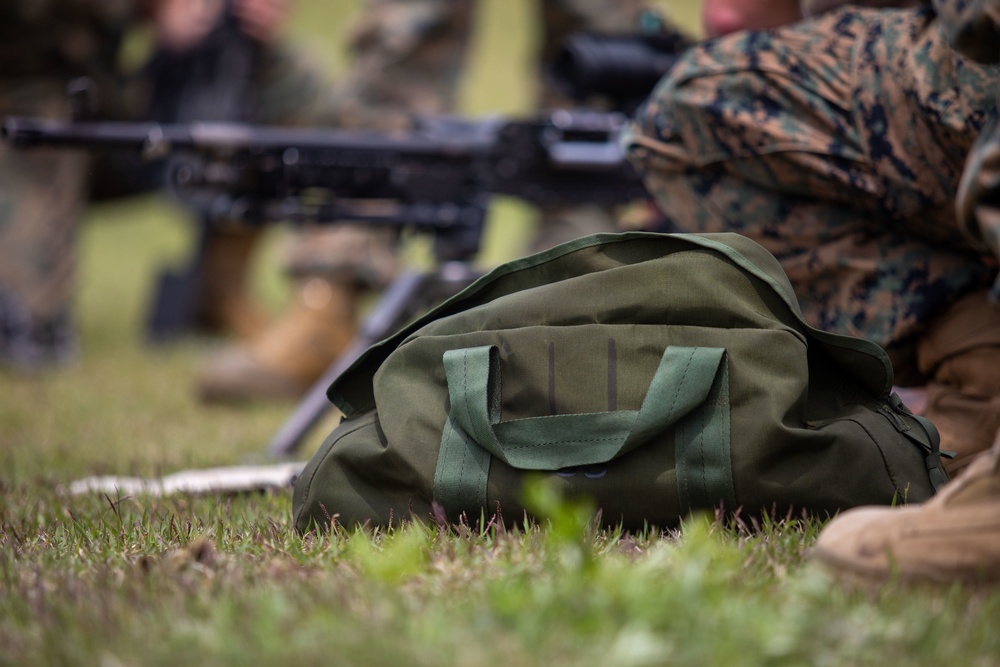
[265,264,481,458]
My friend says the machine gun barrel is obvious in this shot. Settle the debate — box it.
[2,111,647,214]
[2,116,193,153]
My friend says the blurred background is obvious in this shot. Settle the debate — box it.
[0,0,703,480]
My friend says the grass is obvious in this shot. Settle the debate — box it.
[3,1,1000,665]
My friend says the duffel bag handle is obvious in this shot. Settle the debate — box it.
[434,344,734,519]
[442,345,726,470]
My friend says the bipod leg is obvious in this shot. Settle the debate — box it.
[265,262,479,459]
[144,213,211,343]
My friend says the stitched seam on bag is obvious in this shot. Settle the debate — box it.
[846,416,902,494]
[439,415,471,513]
[720,368,734,505]
[697,398,708,505]
[462,352,476,446]
[664,351,694,423]
[467,353,491,509]
[457,425,468,511]
[439,415,459,497]
[678,422,690,514]
[503,411,628,423]
[460,355,473,507]
[503,436,623,450]
[477,444,487,508]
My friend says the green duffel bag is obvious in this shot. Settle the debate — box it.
[292,232,948,532]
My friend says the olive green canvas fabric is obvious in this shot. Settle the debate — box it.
[293,232,947,532]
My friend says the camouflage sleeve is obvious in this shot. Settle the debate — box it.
[932,0,1000,62]
[621,6,998,365]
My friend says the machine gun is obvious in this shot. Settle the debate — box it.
[3,109,645,229]
[2,109,651,456]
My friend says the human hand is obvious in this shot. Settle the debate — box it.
[941,0,1000,64]
[956,118,1000,287]
[149,0,292,52]
[151,0,226,52]
[232,0,293,43]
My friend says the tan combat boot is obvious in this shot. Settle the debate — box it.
[917,288,1000,476]
[812,437,1000,587]
[197,275,358,403]
[195,226,270,340]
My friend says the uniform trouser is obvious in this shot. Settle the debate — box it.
[0,43,344,330]
[281,0,659,281]
[623,6,1000,471]
[0,81,86,322]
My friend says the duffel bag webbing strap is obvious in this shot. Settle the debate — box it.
[675,358,735,513]
[885,393,950,492]
[433,345,734,519]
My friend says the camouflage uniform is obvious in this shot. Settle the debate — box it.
[0,1,134,368]
[0,0,342,369]
[283,0,660,275]
[812,3,1000,588]
[623,0,1000,473]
